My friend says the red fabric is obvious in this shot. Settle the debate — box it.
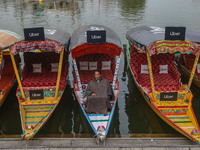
[184,54,200,79]
[21,52,68,90]
[0,55,20,94]
[74,53,115,83]
[184,54,197,71]
[71,43,121,59]
[21,73,66,90]
[130,52,181,93]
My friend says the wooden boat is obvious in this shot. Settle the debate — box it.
[126,26,200,143]
[9,28,70,140]
[0,30,21,107]
[177,29,200,87]
[70,25,122,141]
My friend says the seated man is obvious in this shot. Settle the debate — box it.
[85,69,114,114]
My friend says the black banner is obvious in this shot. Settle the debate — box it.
[165,27,186,41]
[87,30,106,44]
[24,27,45,41]
[160,92,177,101]
[29,89,44,100]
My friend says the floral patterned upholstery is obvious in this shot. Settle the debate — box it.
[21,52,68,90]
[74,54,115,83]
[0,55,20,94]
[130,52,181,93]
[183,54,200,79]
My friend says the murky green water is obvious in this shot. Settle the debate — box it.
[0,0,200,138]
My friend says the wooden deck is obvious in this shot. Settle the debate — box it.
[0,137,200,149]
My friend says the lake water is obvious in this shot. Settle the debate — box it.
[0,0,200,138]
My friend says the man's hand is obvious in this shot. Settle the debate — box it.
[91,93,96,96]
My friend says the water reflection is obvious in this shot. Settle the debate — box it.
[0,84,21,135]
[126,69,177,134]
[119,0,146,22]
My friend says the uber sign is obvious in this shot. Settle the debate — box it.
[29,89,44,100]
[24,27,45,41]
[160,92,178,101]
[165,27,186,41]
[87,30,106,44]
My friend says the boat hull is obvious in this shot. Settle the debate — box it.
[127,47,200,143]
[18,85,66,140]
[0,83,14,107]
[73,82,119,140]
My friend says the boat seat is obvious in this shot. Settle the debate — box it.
[21,72,66,90]
[183,54,200,79]
[74,53,115,83]
[21,52,68,90]
[130,52,181,93]
[184,54,196,71]
[0,55,20,94]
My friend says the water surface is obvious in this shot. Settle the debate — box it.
[0,0,200,138]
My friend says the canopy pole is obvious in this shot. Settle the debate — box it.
[55,47,64,99]
[184,53,200,100]
[9,51,25,99]
[146,50,156,101]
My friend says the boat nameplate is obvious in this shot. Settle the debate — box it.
[24,27,45,41]
[160,92,177,101]
[87,30,106,44]
[165,27,186,41]
[29,89,44,100]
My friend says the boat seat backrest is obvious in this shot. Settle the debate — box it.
[151,54,175,74]
[130,52,147,74]
[23,52,68,80]
[24,53,45,72]
[76,53,115,73]
[184,54,196,71]
[131,52,177,75]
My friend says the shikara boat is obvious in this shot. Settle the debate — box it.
[0,30,21,107]
[10,28,70,140]
[177,30,200,88]
[70,25,122,141]
[126,26,200,143]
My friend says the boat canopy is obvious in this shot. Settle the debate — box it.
[10,29,71,55]
[0,29,21,50]
[70,25,122,59]
[126,26,200,56]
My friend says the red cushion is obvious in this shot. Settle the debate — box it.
[184,54,195,71]
[21,52,68,90]
[0,55,16,94]
[74,53,115,83]
[21,72,66,90]
[130,52,181,93]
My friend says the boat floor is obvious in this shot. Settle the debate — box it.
[22,102,58,140]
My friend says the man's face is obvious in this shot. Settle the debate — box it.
[94,71,101,80]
